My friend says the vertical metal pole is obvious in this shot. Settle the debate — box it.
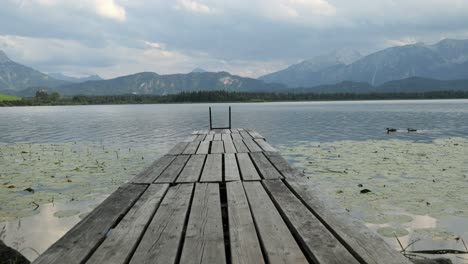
[229,106,231,129]
[209,107,212,130]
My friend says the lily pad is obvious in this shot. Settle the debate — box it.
[53,210,80,218]
[377,227,409,237]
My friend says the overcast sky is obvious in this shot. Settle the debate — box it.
[1,0,468,79]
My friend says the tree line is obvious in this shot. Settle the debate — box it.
[1,90,468,106]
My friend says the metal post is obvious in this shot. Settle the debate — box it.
[229,106,231,129]
[209,107,212,130]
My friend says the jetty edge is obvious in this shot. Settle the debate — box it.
[33,128,411,264]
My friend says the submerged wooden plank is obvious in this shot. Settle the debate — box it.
[34,184,147,264]
[250,152,283,180]
[183,141,200,155]
[224,153,240,181]
[196,141,210,154]
[243,138,262,152]
[236,153,261,181]
[240,131,252,139]
[263,180,359,264]
[222,133,232,141]
[231,133,243,141]
[246,129,264,139]
[180,183,226,264]
[243,182,308,264]
[204,134,214,141]
[223,139,236,153]
[183,135,198,142]
[154,155,190,183]
[233,139,249,153]
[194,134,206,142]
[254,139,277,152]
[227,181,265,264]
[210,141,224,154]
[131,155,176,184]
[285,179,413,264]
[200,154,222,182]
[167,142,189,155]
[264,152,301,178]
[213,134,222,141]
[87,184,170,264]
[176,155,206,183]
[130,184,194,264]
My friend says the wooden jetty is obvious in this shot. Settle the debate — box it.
[33,128,411,264]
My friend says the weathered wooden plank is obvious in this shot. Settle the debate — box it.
[227,181,265,264]
[246,129,265,139]
[167,142,189,155]
[182,141,200,155]
[183,135,198,142]
[264,152,301,178]
[237,128,245,131]
[192,130,199,135]
[236,153,261,181]
[131,155,176,183]
[176,155,206,183]
[196,141,210,154]
[210,140,224,154]
[224,153,240,181]
[240,131,252,139]
[129,184,194,264]
[233,139,249,153]
[221,133,232,141]
[204,134,214,141]
[224,139,237,153]
[230,128,240,133]
[263,180,359,264]
[200,154,222,182]
[197,130,209,134]
[250,152,283,180]
[243,138,262,152]
[231,133,243,141]
[285,178,413,264]
[209,130,216,134]
[87,184,170,264]
[180,183,226,264]
[243,182,308,264]
[223,129,231,134]
[213,134,222,141]
[34,184,147,264]
[195,134,206,142]
[154,155,190,183]
[254,139,277,152]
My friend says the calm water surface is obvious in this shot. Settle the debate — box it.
[1,100,468,147]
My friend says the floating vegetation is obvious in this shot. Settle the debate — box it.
[0,143,162,221]
[279,137,468,245]
[377,227,410,237]
[53,210,80,218]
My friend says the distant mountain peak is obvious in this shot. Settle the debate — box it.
[48,73,103,83]
[191,68,207,73]
[0,50,11,63]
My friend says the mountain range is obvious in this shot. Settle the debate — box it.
[1,38,468,97]
[260,39,468,87]
[48,73,102,83]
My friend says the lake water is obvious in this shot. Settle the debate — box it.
[1,100,468,262]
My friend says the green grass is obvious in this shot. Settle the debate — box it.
[0,93,20,101]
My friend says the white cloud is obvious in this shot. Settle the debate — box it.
[144,41,163,49]
[175,0,214,14]
[94,0,126,21]
[385,37,418,47]
[26,0,127,22]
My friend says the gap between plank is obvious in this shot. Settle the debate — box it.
[260,181,317,264]
[80,184,151,263]
[281,179,367,264]
[219,183,232,264]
